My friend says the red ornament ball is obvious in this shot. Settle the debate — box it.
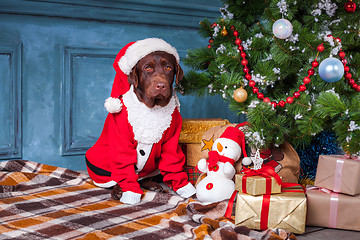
[345,72,352,79]
[303,77,311,84]
[240,52,247,58]
[308,69,315,76]
[286,97,294,104]
[356,85,360,92]
[339,51,345,59]
[252,87,259,94]
[271,101,277,108]
[293,91,300,98]
[299,84,306,92]
[342,59,348,65]
[348,79,355,85]
[344,66,350,72]
[233,30,239,37]
[344,1,356,13]
[263,97,271,103]
[248,80,256,87]
[317,44,325,52]
[207,44,212,49]
[241,59,248,66]
[238,45,244,51]
[312,60,319,68]
[243,67,249,73]
[278,100,286,107]
[245,73,252,80]
[257,92,264,99]
[235,38,242,45]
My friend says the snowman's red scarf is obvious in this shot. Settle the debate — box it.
[207,151,235,171]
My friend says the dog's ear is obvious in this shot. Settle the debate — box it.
[175,64,184,85]
[128,66,139,88]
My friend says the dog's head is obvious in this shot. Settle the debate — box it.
[127,51,183,108]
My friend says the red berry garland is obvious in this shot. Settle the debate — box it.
[208,25,360,107]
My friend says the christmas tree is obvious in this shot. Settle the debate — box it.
[180,0,360,156]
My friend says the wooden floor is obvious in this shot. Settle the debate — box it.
[297,227,360,240]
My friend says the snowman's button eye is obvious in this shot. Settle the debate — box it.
[225,146,227,149]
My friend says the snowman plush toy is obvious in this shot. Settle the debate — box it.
[196,126,251,204]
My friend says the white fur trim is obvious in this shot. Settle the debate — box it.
[174,93,181,112]
[118,38,180,75]
[92,180,117,188]
[120,191,142,205]
[122,86,177,144]
[104,97,122,113]
[176,182,196,198]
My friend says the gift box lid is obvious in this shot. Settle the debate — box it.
[314,155,360,196]
[179,118,230,144]
[235,173,282,196]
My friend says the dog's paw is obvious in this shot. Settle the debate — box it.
[148,183,164,193]
[111,184,123,200]
[142,181,165,193]
[139,178,165,193]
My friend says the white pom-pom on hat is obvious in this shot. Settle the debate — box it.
[104,97,122,113]
[242,157,253,166]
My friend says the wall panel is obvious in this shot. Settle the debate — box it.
[61,46,117,155]
[0,0,240,170]
[0,43,21,159]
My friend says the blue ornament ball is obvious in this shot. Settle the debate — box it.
[272,19,293,39]
[318,57,344,83]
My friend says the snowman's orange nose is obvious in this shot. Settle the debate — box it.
[217,142,223,152]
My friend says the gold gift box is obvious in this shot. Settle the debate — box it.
[235,173,282,196]
[235,190,306,234]
[179,118,230,166]
[179,118,230,144]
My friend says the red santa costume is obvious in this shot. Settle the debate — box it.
[85,38,196,204]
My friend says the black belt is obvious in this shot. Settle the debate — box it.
[85,157,111,177]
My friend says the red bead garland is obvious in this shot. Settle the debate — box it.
[207,25,360,108]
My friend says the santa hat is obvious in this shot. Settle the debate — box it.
[104,38,180,113]
[219,126,248,158]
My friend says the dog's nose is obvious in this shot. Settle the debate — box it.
[155,82,167,91]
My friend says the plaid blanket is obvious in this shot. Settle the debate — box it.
[0,160,297,240]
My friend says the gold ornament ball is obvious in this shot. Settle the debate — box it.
[233,87,248,102]
[221,26,228,36]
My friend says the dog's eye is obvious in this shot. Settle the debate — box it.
[144,65,152,71]
[165,66,172,71]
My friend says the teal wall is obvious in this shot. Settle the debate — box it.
[0,0,240,170]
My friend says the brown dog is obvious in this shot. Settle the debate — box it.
[128,51,183,108]
[86,38,195,205]
[112,51,183,199]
